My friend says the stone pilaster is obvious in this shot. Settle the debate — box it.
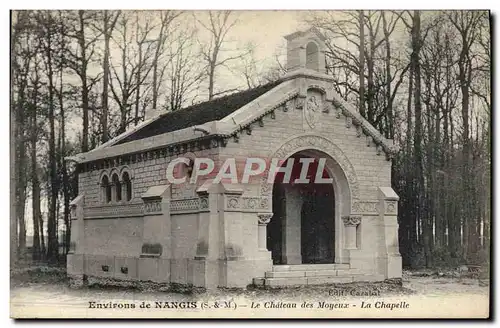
[342,215,361,250]
[378,187,402,279]
[139,185,171,283]
[188,181,221,289]
[257,213,273,251]
[67,194,85,286]
[189,180,274,288]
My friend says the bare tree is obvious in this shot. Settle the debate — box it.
[448,11,488,262]
[64,10,101,152]
[94,10,120,143]
[28,40,43,261]
[109,12,156,134]
[150,10,182,112]
[11,11,34,260]
[163,27,205,110]
[35,11,60,262]
[195,11,250,99]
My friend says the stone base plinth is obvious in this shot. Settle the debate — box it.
[67,254,84,276]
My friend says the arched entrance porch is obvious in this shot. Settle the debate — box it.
[266,148,350,265]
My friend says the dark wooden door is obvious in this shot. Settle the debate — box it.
[301,189,334,264]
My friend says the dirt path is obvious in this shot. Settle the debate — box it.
[10,275,489,318]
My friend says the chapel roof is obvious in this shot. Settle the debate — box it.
[115,80,282,145]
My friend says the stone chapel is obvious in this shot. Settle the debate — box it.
[67,27,402,288]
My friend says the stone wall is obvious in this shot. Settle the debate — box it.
[83,217,143,256]
[78,148,219,207]
[220,93,391,201]
[218,85,394,278]
[70,77,398,288]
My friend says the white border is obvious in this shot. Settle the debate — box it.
[2,2,496,327]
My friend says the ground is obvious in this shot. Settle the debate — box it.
[10,267,490,318]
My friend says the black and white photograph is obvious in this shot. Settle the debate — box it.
[9,8,491,319]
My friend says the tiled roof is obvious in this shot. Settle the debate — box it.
[115,80,282,145]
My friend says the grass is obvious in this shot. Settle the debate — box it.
[10,265,415,299]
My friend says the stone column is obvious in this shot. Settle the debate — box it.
[121,180,128,202]
[257,213,273,251]
[342,215,361,249]
[283,187,302,264]
[111,181,118,202]
[67,194,85,287]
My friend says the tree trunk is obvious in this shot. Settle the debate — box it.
[14,62,28,261]
[30,66,42,261]
[358,10,366,117]
[382,12,393,139]
[412,11,430,266]
[45,18,59,263]
[78,10,89,152]
[59,53,71,256]
[101,10,111,143]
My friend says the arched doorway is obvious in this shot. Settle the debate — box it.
[267,150,335,264]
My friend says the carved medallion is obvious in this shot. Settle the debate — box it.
[305,94,321,129]
[199,197,209,210]
[386,200,397,214]
[227,197,239,209]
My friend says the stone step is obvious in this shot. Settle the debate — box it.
[272,264,350,272]
[265,268,361,278]
[252,274,386,287]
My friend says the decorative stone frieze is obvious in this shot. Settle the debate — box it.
[222,195,271,212]
[84,202,144,219]
[144,200,162,214]
[170,198,199,212]
[260,135,360,212]
[351,201,378,214]
[77,136,227,173]
[169,196,211,214]
[331,96,399,158]
[226,196,240,209]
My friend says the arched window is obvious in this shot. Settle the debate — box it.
[112,173,121,202]
[101,175,112,203]
[122,171,132,201]
[306,42,319,71]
